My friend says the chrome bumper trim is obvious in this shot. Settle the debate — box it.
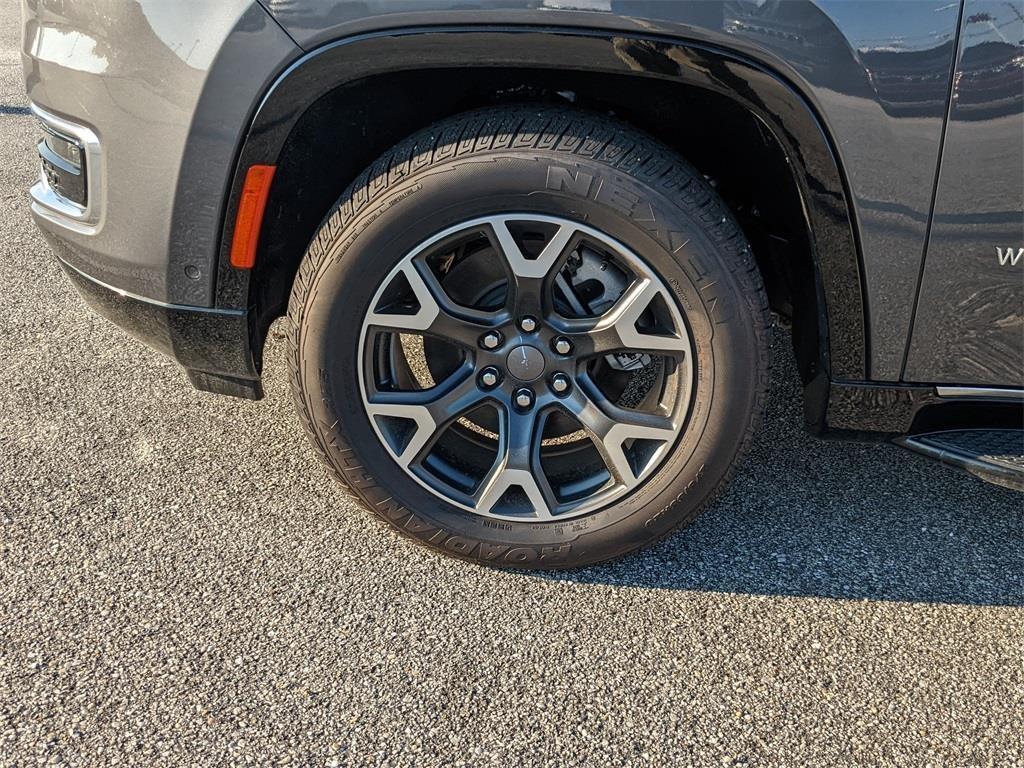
[29,102,104,235]
[935,386,1024,400]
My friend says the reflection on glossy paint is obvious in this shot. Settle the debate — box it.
[542,0,612,10]
[139,1,224,70]
[28,25,108,75]
[904,0,1024,386]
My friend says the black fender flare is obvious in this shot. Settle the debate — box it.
[214,26,866,382]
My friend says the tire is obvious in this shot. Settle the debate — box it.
[287,105,770,569]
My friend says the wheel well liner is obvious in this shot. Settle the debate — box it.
[214,26,866,387]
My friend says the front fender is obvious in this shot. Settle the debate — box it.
[214,26,864,387]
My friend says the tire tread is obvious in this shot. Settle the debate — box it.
[287,105,772,568]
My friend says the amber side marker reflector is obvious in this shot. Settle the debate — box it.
[230,164,276,269]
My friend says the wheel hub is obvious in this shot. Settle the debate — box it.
[506,344,545,382]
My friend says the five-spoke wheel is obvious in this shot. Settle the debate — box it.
[359,214,694,521]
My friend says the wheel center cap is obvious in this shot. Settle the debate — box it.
[506,345,545,382]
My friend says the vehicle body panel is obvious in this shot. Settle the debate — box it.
[260,0,964,382]
[21,0,298,305]
[905,0,1024,386]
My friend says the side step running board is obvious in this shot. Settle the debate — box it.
[896,429,1024,492]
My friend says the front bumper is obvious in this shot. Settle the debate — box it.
[22,1,298,308]
[47,231,263,400]
[29,104,263,399]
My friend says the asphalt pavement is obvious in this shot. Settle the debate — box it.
[1,5,1022,766]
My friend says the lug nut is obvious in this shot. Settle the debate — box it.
[481,331,502,350]
[479,367,501,389]
[519,316,537,333]
[550,373,571,395]
[552,337,573,356]
[514,388,534,410]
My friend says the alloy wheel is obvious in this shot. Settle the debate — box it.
[358,214,695,521]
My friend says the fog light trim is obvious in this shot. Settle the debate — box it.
[29,103,104,235]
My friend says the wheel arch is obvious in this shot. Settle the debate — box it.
[215,27,867,408]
